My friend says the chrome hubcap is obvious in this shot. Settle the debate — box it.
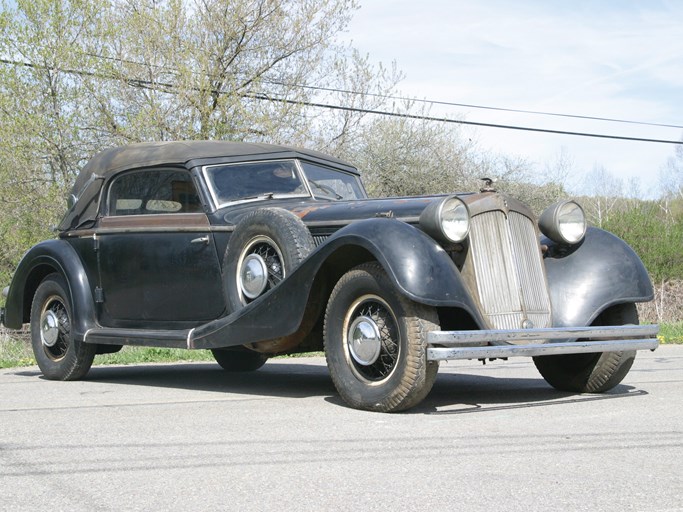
[236,236,285,305]
[40,309,60,347]
[343,295,400,383]
[348,316,382,365]
[239,254,269,299]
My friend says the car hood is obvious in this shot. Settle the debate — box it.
[287,195,460,226]
[217,192,539,231]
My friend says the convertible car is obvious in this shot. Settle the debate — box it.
[0,141,658,411]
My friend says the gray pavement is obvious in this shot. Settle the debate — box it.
[1,346,681,512]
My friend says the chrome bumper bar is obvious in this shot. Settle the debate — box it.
[427,324,659,361]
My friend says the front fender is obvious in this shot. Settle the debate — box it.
[192,218,483,348]
[3,240,97,339]
[321,218,481,313]
[544,227,654,327]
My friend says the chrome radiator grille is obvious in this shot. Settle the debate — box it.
[468,211,551,330]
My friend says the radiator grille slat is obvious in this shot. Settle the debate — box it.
[469,211,551,330]
[312,235,329,247]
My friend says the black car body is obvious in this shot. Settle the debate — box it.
[1,141,659,411]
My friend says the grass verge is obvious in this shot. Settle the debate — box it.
[2,323,681,369]
[658,321,683,344]
[0,330,323,368]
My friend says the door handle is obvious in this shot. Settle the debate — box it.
[191,235,210,245]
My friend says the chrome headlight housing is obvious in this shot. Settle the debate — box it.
[539,200,586,245]
[419,196,470,243]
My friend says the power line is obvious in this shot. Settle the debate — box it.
[2,57,682,145]
[270,81,683,130]
[81,51,683,130]
[246,92,683,145]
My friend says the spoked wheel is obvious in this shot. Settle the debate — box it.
[236,235,286,306]
[30,274,96,380]
[223,208,314,310]
[324,262,439,412]
[343,295,401,382]
[533,304,639,393]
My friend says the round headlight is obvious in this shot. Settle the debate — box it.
[419,196,470,243]
[539,200,586,245]
[440,197,470,242]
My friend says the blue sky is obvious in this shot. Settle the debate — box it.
[344,0,683,197]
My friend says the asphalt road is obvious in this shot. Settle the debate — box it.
[1,346,681,512]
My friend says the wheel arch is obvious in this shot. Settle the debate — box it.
[316,220,485,326]
[3,240,97,339]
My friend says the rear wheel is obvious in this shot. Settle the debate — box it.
[30,274,96,380]
[324,262,439,412]
[533,304,638,393]
[211,349,268,372]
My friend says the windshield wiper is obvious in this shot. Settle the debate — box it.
[242,192,275,200]
[308,180,342,200]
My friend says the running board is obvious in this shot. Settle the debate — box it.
[84,328,192,349]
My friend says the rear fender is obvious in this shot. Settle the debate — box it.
[544,227,653,327]
[3,240,97,339]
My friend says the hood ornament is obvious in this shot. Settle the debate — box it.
[480,177,496,193]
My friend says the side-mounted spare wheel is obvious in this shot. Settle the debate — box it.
[222,207,316,357]
[223,207,315,309]
[30,273,96,380]
[533,303,639,393]
[324,262,440,412]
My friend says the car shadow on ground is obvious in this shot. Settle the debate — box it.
[80,360,338,400]
[21,359,645,413]
[412,372,644,415]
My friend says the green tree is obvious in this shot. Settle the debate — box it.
[601,201,683,282]
[0,0,390,286]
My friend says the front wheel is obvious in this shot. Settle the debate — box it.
[324,262,439,412]
[30,274,96,380]
[533,304,638,393]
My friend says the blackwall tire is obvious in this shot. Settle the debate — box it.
[533,304,639,393]
[211,349,268,372]
[30,274,96,380]
[323,262,439,412]
[223,208,314,311]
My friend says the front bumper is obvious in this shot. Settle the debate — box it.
[427,324,659,361]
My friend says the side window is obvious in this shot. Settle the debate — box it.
[108,170,202,216]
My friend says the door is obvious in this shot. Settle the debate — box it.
[96,168,225,328]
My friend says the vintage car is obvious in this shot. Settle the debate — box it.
[0,141,659,412]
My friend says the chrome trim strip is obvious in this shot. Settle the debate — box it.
[428,338,659,361]
[92,225,235,235]
[187,328,195,349]
[302,217,420,228]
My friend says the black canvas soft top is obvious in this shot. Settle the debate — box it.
[58,140,357,232]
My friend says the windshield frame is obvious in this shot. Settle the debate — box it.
[201,158,367,209]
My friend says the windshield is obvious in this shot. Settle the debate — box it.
[203,159,366,208]
[204,160,307,205]
[300,162,365,200]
